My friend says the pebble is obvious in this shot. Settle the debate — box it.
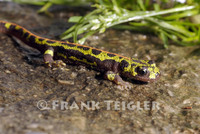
[70,72,77,78]
[167,89,174,97]
[0,107,4,113]
[25,131,47,134]
[58,80,74,85]
[5,70,11,74]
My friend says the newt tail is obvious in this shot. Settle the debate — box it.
[0,20,160,89]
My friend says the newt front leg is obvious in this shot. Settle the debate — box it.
[104,71,132,90]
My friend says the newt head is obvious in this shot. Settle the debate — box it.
[122,59,160,82]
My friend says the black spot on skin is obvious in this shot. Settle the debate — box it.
[83,47,90,51]
[121,60,129,67]
[92,49,101,55]
[23,32,30,38]
[107,53,116,57]
[77,46,90,50]
[14,27,23,36]
[102,60,117,71]
[85,54,100,63]
[132,59,141,63]
[66,43,76,47]
[135,67,140,73]
[120,60,129,71]
[132,59,146,64]
[10,25,16,30]
[131,63,136,67]
[29,35,36,42]
[38,38,44,42]
[46,40,55,43]
[62,48,85,61]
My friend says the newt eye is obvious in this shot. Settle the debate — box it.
[135,67,148,76]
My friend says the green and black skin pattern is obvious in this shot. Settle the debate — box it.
[0,20,160,88]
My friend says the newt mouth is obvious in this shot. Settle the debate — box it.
[134,72,161,82]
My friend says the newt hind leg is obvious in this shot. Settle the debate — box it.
[43,47,66,68]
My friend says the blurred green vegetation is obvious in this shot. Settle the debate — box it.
[12,0,200,47]
[13,0,92,6]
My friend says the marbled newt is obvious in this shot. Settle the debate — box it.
[0,20,160,89]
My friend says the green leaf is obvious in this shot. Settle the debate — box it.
[68,16,83,23]
[159,31,169,48]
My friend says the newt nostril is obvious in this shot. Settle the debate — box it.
[156,72,161,79]
[148,60,155,64]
